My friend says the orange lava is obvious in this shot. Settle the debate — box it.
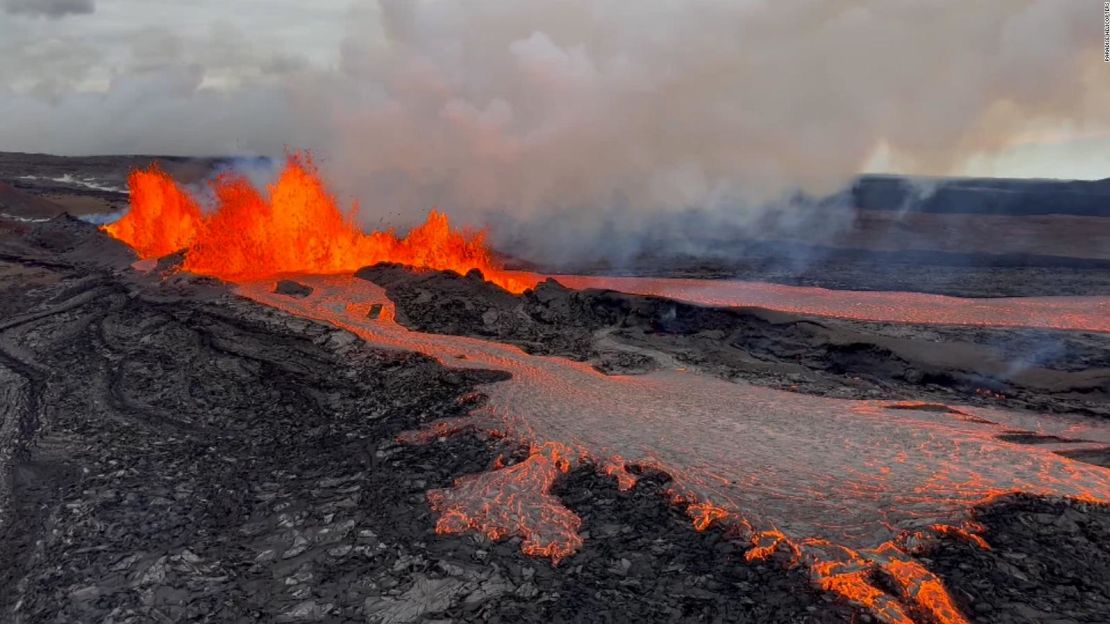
[921,523,991,551]
[813,562,912,624]
[801,538,972,624]
[686,502,731,532]
[104,154,530,293]
[425,441,583,564]
[745,529,798,562]
[600,456,638,492]
[104,166,203,258]
[885,558,968,624]
[395,417,475,445]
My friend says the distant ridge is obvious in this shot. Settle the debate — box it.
[853,174,1110,217]
[0,180,67,219]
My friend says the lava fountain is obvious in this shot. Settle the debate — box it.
[103,152,1108,334]
[103,153,532,293]
[240,274,1110,624]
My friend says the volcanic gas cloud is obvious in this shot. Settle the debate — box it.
[104,153,531,293]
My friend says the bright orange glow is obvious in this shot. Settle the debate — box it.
[425,441,583,564]
[104,153,533,293]
[600,456,638,492]
[922,523,991,551]
[802,538,970,624]
[816,567,913,624]
[104,165,203,258]
[745,529,800,562]
[884,558,969,624]
[686,502,730,532]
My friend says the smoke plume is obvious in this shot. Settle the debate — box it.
[1,0,1106,266]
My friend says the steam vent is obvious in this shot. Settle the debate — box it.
[3,3,1110,623]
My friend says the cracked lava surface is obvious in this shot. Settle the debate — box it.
[238,274,1110,624]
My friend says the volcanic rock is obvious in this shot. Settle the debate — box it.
[12,213,135,270]
[154,249,188,274]
[0,180,67,219]
[275,279,314,298]
[927,494,1110,623]
[365,575,469,623]
[1056,447,1110,469]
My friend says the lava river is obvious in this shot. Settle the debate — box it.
[524,274,1110,333]
[239,274,1110,624]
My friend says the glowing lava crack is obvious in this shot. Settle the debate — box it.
[238,275,1110,624]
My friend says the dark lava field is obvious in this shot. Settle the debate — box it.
[0,156,1109,624]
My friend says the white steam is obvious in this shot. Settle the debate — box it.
[1,0,1107,265]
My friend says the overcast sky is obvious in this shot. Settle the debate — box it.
[2,0,1108,188]
[1,0,350,92]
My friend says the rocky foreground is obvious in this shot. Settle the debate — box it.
[0,216,1108,623]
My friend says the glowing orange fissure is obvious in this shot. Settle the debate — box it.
[103,153,535,293]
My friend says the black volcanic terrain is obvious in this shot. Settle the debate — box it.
[1,154,1109,623]
[0,152,253,220]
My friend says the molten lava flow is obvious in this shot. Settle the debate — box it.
[426,441,584,563]
[104,154,531,293]
[600,456,638,492]
[686,502,731,532]
[538,274,1110,333]
[919,523,990,551]
[237,274,1110,624]
[797,538,973,624]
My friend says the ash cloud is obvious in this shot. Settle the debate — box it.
[4,0,94,18]
[0,0,1107,267]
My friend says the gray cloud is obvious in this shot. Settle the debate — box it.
[5,0,94,18]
